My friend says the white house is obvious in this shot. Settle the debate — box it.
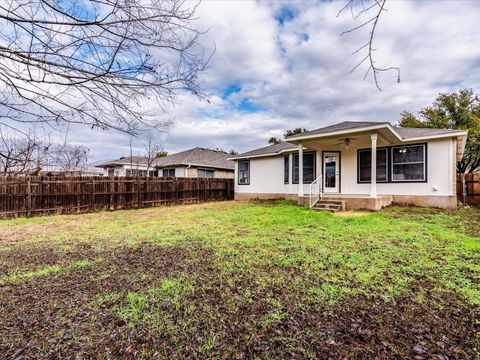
[95,148,234,179]
[230,121,468,210]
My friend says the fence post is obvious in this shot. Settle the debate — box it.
[204,179,207,201]
[175,178,179,204]
[91,178,95,210]
[26,177,32,217]
[462,176,467,205]
[139,178,144,208]
[77,179,81,213]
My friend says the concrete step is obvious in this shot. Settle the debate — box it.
[316,199,344,206]
[311,200,345,212]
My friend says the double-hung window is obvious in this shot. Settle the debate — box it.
[358,148,388,183]
[238,160,250,184]
[293,152,315,184]
[391,144,426,181]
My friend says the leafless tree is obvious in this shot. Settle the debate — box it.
[337,0,400,91]
[0,128,49,174]
[48,143,89,172]
[0,0,209,149]
[144,134,163,176]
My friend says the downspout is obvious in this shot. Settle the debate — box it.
[185,164,191,178]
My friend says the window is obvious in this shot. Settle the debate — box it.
[238,160,250,185]
[391,144,426,182]
[108,168,115,177]
[149,170,158,177]
[198,169,214,178]
[126,169,132,177]
[358,148,388,183]
[284,155,289,184]
[293,152,315,184]
[162,168,176,177]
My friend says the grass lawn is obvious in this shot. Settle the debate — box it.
[0,200,479,359]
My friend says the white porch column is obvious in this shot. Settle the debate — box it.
[370,133,377,198]
[298,143,304,197]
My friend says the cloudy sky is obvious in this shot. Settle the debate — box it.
[58,0,480,161]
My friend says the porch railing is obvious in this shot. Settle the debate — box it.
[309,175,322,208]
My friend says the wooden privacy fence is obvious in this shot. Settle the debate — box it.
[0,176,234,218]
[457,173,480,205]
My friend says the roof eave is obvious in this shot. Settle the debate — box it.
[155,163,234,171]
[400,131,468,142]
[229,147,300,161]
[285,123,401,142]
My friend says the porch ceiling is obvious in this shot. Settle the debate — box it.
[298,129,396,149]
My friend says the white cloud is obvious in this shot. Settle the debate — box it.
[4,0,480,160]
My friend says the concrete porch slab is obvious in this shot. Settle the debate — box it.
[298,194,393,211]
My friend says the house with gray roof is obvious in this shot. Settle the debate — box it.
[95,148,234,179]
[229,121,468,210]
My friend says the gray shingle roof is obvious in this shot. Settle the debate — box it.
[153,147,234,170]
[286,121,387,139]
[95,156,149,167]
[395,127,465,139]
[233,142,297,158]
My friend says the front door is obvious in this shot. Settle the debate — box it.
[323,152,340,193]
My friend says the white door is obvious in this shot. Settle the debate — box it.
[323,152,340,193]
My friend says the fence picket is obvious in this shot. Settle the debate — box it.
[457,173,480,205]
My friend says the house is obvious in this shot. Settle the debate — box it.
[229,121,468,210]
[94,156,153,177]
[153,147,234,178]
[95,147,234,178]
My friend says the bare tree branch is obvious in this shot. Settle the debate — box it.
[338,0,400,91]
[0,0,210,159]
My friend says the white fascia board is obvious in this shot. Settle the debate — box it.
[228,148,298,161]
[399,131,468,142]
[285,123,402,142]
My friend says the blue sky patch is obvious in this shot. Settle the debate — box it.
[276,5,298,25]
[222,84,242,99]
[236,98,263,113]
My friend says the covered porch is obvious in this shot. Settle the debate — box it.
[287,125,400,211]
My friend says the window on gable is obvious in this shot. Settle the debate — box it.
[391,144,426,181]
[293,152,315,184]
[284,155,289,184]
[358,148,388,183]
[238,160,250,185]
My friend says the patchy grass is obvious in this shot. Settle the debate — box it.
[0,201,479,358]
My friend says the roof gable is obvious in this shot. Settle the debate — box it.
[286,121,387,139]
[154,147,234,170]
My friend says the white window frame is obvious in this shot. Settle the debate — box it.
[391,144,426,182]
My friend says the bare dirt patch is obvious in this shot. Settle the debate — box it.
[1,242,478,359]
[332,211,370,217]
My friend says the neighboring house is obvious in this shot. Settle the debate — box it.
[94,156,153,177]
[95,148,234,179]
[153,147,234,179]
[229,121,468,210]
